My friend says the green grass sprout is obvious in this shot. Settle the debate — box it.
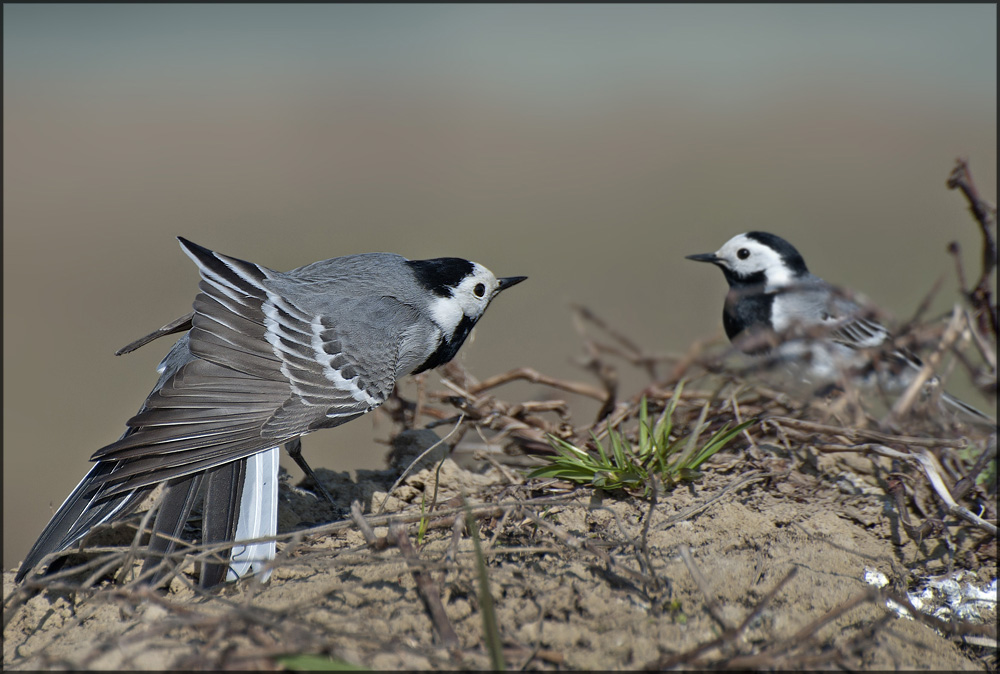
[529,385,755,495]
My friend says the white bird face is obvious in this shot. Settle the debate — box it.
[687,231,808,289]
[715,234,794,286]
[426,262,527,336]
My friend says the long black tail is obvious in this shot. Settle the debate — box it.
[136,464,245,588]
[198,461,247,587]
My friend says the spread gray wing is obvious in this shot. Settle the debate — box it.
[90,238,409,496]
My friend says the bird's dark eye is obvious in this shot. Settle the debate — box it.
[737,248,750,260]
[473,283,486,298]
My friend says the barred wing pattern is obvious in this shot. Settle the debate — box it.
[91,238,401,495]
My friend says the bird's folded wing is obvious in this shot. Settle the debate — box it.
[808,289,891,350]
[828,315,890,350]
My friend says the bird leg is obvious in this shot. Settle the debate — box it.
[283,438,338,506]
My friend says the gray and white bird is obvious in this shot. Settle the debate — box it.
[16,238,526,587]
[686,231,992,422]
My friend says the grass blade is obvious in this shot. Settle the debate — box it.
[465,504,505,671]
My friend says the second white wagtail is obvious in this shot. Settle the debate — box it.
[686,231,993,423]
[16,238,526,587]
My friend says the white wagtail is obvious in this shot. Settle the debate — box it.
[16,238,526,587]
[686,231,992,422]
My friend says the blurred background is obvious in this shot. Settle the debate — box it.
[4,4,996,569]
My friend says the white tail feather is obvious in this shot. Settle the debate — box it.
[228,447,280,582]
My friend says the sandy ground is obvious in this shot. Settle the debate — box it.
[4,339,997,670]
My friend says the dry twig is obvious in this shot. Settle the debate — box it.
[947,159,998,338]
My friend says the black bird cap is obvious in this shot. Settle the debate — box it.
[407,258,477,297]
[407,258,526,298]
[743,231,809,275]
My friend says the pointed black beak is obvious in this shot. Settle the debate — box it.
[685,252,720,264]
[496,276,528,292]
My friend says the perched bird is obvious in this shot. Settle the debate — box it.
[17,238,526,587]
[686,231,992,421]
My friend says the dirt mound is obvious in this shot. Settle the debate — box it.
[4,349,996,670]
